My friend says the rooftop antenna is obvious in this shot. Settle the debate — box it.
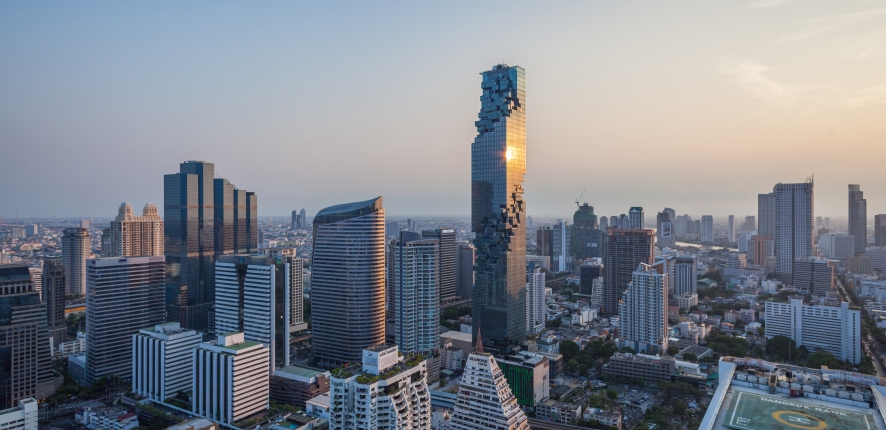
[575,187,587,209]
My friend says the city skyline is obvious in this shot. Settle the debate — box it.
[3,2,886,218]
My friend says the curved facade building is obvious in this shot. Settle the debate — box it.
[311,197,386,367]
[471,64,527,353]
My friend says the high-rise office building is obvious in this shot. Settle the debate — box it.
[0,264,57,408]
[192,333,269,426]
[422,228,456,304]
[62,228,88,296]
[580,262,603,296]
[105,202,164,257]
[758,192,777,238]
[165,161,257,331]
[742,215,756,233]
[792,257,834,296]
[291,210,298,230]
[674,255,697,296]
[536,227,553,257]
[455,243,475,299]
[471,64,526,354]
[572,203,601,260]
[27,267,41,299]
[656,210,676,249]
[602,229,654,316]
[259,249,306,331]
[388,232,439,355]
[876,214,886,247]
[749,235,774,266]
[727,215,735,243]
[765,299,860,363]
[526,267,546,334]
[773,181,815,284]
[42,257,66,349]
[701,215,714,243]
[85,256,165,383]
[848,184,867,255]
[819,233,854,260]
[213,178,258,256]
[618,264,668,355]
[311,197,386,367]
[653,255,675,297]
[609,216,619,230]
[164,161,215,331]
[629,207,644,229]
[132,322,202,402]
[449,339,529,430]
[599,216,609,230]
[215,255,292,370]
[552,220,571,272]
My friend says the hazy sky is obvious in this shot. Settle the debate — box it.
[2,1,885,220]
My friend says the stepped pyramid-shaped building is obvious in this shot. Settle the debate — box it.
[449,331,529,430]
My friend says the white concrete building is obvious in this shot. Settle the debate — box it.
[0,398,37,430]
[526,267,546,334]
[328,345,432,430]
[677,292,698,311]
[765,298,861,363]
[618,264,668,354]
[819,233,854,260]
[132,322,202,402]
[215,255,292,370]
[388,233,440,355]
[866,246,886,273]
[674,255,697,296]
[701,215,713,243]
[449,342,529,430]
[192,333,269,426]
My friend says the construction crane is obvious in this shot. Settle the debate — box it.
[575,187,586,209]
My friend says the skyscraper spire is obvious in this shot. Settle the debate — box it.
[474,327,484,354]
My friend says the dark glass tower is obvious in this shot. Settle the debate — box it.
[572,203,601,261]
[848,184,867,255]
[602,229,654,316]
[0,264,57,408]
[310,197,386,367]
[471,64,527,354]
[165,161,257,331]
[43,257,67,348]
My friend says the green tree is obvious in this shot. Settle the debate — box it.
[619,346,636,354]
[682,353,698,363]
[667,346,679,356]
[561,340,580,362]
[673,401,688,415]
[766,335,804,363]
[578,364,589,377]
[606,390,617,400]
[566,359,579,373]
[806,349,842,369]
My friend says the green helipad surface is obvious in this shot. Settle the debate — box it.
[723,390,876,430]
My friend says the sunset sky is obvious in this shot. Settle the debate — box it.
[2,1,885,220]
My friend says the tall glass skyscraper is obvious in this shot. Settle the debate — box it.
[164,161,257,332]
[471,64,527,354]
[310,197,386,367]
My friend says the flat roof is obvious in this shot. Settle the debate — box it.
[277,366,327,379]
[701,361,886,430]
[719,388,878,430]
